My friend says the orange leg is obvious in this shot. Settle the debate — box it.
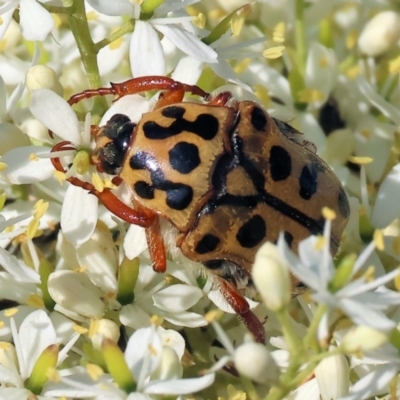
[218,279,266,344]
[51,142,154,228]
[68,76,211,105]
[145,215,167,273]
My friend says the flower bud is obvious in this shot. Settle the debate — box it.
[358,11,400,57]
[26,65,63,95]
[234,341,280,384]
[341,326,388,353]
[252,242,291,312]
[315,351,350,400]
[90,319,120,351]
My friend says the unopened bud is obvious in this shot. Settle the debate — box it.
[341,326,388,353]
[252,242,291,312]
[26,65,63,96]
[90,319,120,351]
[358,11,400,57]
[234,341,280,384]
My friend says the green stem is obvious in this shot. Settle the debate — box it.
[295,0,307,76]
[94,19,136,51]
[63,0,107,118]
[303,304,328,352]
[276,309,305,358]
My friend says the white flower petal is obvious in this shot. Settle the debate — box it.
[0,247,40,283]
[17,310,56,378]
[0,274,37,304]
[123,225,148,260]
[130,21,165,78]
[340,298,396,332]
[120,304,152,330]
[340,364,398,400]
[315,352,349,400]
[305,43,338,106]
[86,0,135,16]
[125,327,163,381]
[30,89,81,145]
[1,146,54,184]
[76,236,118,293]
[161,310,207,328]
[371,163,400,228]
[0,7,16,41]
[153,24,218,63]
[0,123,31,156]
[156,327,185,360]
[171,57,203,85]
[153,284,203,313]
[19,0,54,41]
[100,94,150,126]
[48,270,105,318]
[61,184,98,246]
[98,37,129,76]
[144,373,215,395]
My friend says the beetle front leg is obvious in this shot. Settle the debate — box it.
[218,278,266,344]
[68,76,211,105]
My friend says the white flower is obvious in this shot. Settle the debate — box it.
[278,229,400,337]
[58,325,215,398]
[0,0,54,41]
[86,0,217,78]
[120,260,207,330]
[0,309,80,397]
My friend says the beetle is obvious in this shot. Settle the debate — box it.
[51,76,350,343]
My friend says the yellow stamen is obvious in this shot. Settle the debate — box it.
[150,315,164,326]
[4,308,18,317]
[348,156,373,165]
[373,229,385,251]
[86,363,104,381]
[297,88,324,103]
[193,13,206,29]
[322,207,337,221]
[26,294,45,309]
[263,46,285,59]
[389,55,400,74]
[73,324,89,335]
[92,173,105,192]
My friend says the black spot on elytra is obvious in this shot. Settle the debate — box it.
[165,183,193,210]
[169,142,200,174]
[269,146,292,181]
[195,234,220,254]
[130,151,193,210]
[134,181,154,199]
[251,107,267,131]
[299,165,318,200]
[143,113,219,140]
[161,106,186,119]
[236,215,266,248]
[338,187,350,218]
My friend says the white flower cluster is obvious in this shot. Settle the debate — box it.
[1,0,400,399]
